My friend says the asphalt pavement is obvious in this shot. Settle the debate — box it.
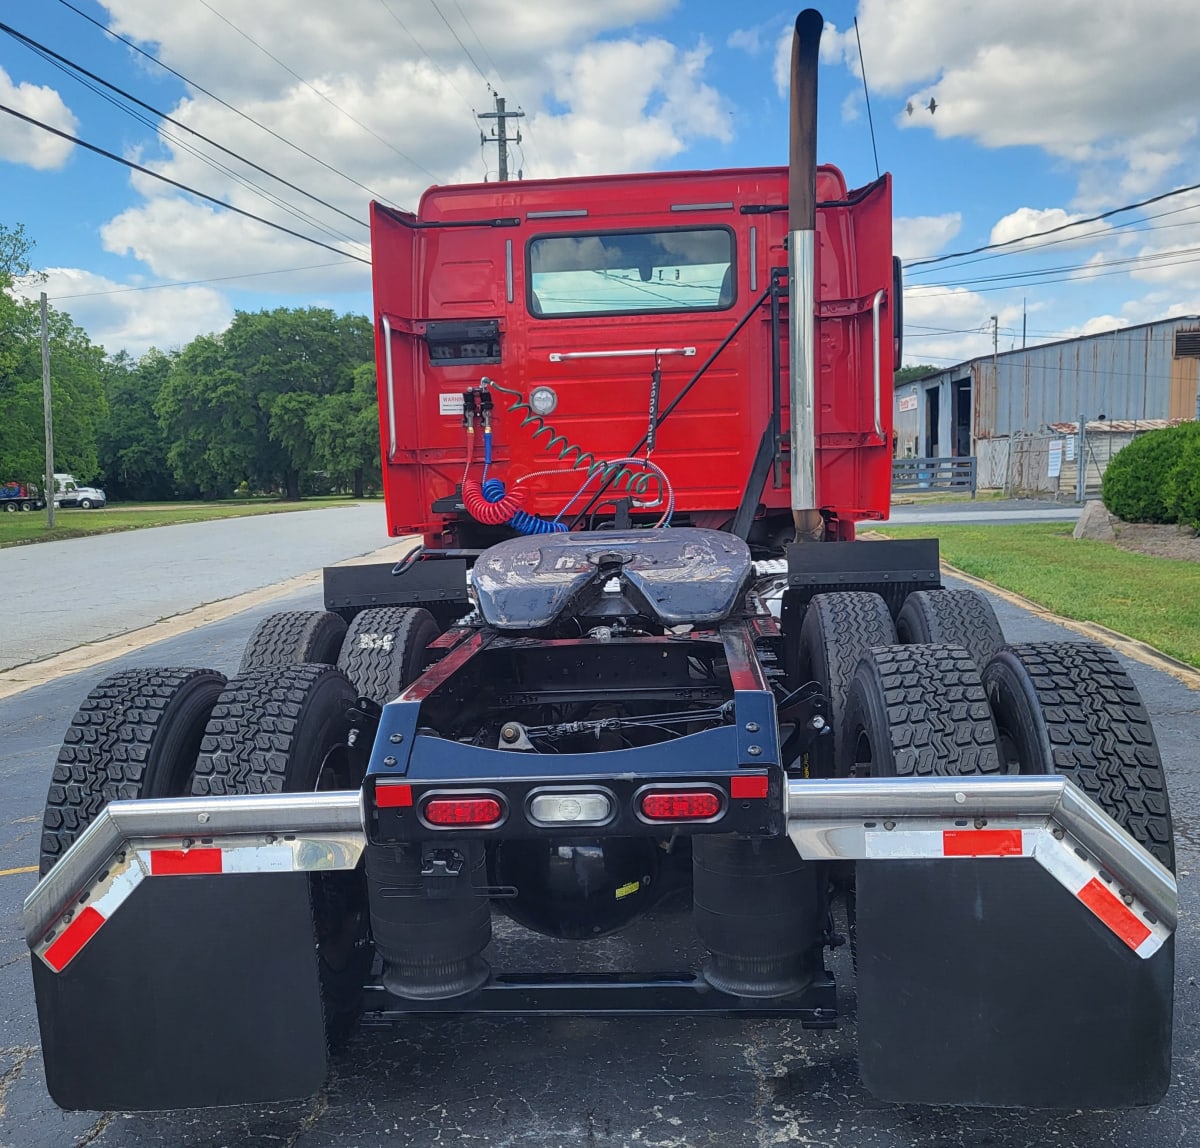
[0,567,1196,1147]
[0,502,388,671]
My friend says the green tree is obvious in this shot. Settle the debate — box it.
[895,363,939,386]
[97,349,178,500]
[0,225,107,488]
[155,307,374,500]
[309,363,381,498]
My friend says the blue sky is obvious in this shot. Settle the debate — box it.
[2,0,1198,365]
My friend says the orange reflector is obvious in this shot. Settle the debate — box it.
[423,796,504,826]
[376,783,413,808]
[640,791,721,822]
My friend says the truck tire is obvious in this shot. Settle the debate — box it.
[3,501,16,512]
[839,644,1002,778]
[237,609,347,674]
[78,498,93,509]
[19,500,31,511]
[896,589,1005,669]
[795,592,896,775]
[39,667,227,876]
[191,664,368,1045]
[982,642,1174,870]
[337,606,440,702]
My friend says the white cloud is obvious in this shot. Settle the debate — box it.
[894,213,961,262]
[13,268,232,356]
[850,0,1199,199]
[0,67,78,171]
[533,38,731,177]
[79,0,728,303]
[773,19,851,99]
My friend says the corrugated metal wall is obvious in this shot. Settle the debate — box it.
[979,319,1197,437]
[898,317,1199,447]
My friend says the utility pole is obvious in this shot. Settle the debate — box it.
[991,314,999,385]
[40,292,55,527]
[1022,298,1026,348]
[478,92,524,181]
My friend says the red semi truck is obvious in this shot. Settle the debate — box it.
[27,9,1175,1114]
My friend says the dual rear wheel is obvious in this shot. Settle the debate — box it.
[795,588,1174,870]
[39,604,444,1045]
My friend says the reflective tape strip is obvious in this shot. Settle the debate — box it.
[1030,828,1167,958]
[150,847,222,875]
[35,835,358,972]
[792,816,1171,958]
[36,861,145,972]
[863,826,1032,860]
[43,906,105,972]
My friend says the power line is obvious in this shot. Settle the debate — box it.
[2,24,368,250]
[45,260,360,301]
[376,0,474,113]
[904,179,1200,269]
[452,0,503,81]
[0,102,372,264]
[904,200,1200,278]
[195,0,437,180]
[919,242,1200,291]
[52,0,405,208]
[428,0,489,83]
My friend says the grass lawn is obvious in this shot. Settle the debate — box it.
[879,522,1200,668]
[0,497,366,548]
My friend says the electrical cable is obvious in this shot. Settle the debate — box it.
[194,0,436,180]
[47,260,358,301]
[377,0,475,114]
[16,42,368,252]
[0,21,368,234]
[0,102,372,264]
[52,0,405,208]
[428,0,489,83]
[904,179,1200,269]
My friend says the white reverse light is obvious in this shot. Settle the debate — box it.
[529,386,557,416]
[529,791,612,825]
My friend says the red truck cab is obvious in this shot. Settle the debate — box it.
[370,163,897,551]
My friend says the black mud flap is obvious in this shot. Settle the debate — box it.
[856,859,1173,1108]
[32,873,327,1111]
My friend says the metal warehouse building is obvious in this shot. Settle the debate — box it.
[894,316,1200,488]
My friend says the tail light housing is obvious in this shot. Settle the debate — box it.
[421,794,506,827]
[638,788,723,823]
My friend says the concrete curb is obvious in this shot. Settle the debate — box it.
[943,561,1200,692]
[0,538,419,701]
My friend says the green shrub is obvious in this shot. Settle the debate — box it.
[1162,426,1200,530]
[1102,423,1200,523]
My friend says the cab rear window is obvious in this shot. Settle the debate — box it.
[527,228,734,318]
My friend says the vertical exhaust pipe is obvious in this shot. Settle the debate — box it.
[789,9,824,541]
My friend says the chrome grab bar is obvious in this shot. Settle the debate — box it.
[381,314,397,460]
[549,347,696,362]
[871,288,885,441]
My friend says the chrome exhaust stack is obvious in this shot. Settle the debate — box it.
[789,9,824,540]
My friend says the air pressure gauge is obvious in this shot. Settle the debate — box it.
[529,386,558,416]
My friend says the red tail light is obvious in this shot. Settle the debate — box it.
[422,796,505,827]
[639,790,722,822]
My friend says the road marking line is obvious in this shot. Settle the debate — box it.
[0,537,419,702]
[0,865,38,877]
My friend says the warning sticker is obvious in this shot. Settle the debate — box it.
[614,880,641,901]
[439,392,464,416]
